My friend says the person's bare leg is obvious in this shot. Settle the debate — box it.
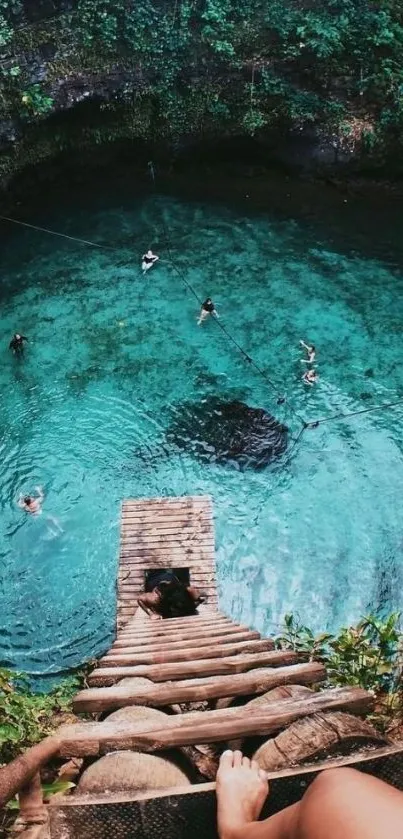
[216,752,403,839]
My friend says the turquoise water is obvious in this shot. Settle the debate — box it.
[1,186,403,679]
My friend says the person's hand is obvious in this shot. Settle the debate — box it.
[150,612,162,621]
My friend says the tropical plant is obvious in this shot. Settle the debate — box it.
[276,611,403,696]
[0,668,84,763]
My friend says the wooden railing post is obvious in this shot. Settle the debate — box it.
[0,736,60,809]
[16,772,47,826]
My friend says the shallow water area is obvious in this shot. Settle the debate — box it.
[1,178,403,680]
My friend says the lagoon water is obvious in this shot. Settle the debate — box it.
[1,181,403,679]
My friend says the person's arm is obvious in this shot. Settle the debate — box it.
[152,255,159,263]
[35,486,44,502]
[22,336,28,341]
[300,340,309,351]
[137,594,160,618]
[187,585,207,605]
[9,339,14,349]
[17,495,25,508]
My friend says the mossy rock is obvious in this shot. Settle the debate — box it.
[77,751,192,794]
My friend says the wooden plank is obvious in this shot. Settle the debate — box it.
[119,550,215,561]
[116,620,240,638]
[89,650,299,686]
[113,624,253,646]
[66,686,370,754]
[119,543,213,552]
[100,639,275,667]
[119,615,231,633]
[110,631,260,655]
[121,515,212,525]
[122,496,212,508]
[73,662,326,713]
[120,613,228,630]
[120,530,214,541]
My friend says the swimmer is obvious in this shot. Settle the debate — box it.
[9,333,28,354]
[141,249,159,273]
[300,339,316,364]
[18,486,44,515]
[197,298,219,325]
[303,369,318,386]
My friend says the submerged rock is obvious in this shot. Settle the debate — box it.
[167,397,288,470]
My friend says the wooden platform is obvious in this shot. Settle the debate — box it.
[117,495,217,629]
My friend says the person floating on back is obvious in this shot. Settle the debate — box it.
[18,486,44,515]
[303,369,318,386]
[9,333,28,354]
[198,297,219,325]
[300,339,316,364]
[141,249,159,274]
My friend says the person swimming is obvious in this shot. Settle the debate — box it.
[141,249,159,273]
[198,298,219,325]
[300,340,316,364]
[9,333,28,354]
[303,369,318,386]
[18,486,44,514]
[137,570,206,619]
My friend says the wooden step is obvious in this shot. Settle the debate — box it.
[113,624,255,647]
[121,613,227,631]
[118,615,232,635]
[89,650,299,686]
[110,630,262,655]
[63,686,373,756]
[100,638,275,667]
[73,662,326,713]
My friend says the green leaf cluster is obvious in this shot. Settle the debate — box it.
[276,612,403,695]
[2,0,403,156]
[0,668,83,763]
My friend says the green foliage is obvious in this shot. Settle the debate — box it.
[0,668,84,763]
[276,613,333,661]
[21,84,54,117]
[2,0,403,157]
[6,780,75,810]
[276,612,403,695]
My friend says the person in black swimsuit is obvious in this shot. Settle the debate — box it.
[138,570,206,619]
[198,297,219,325]
[141,249,159,274]
[9,333,28,354]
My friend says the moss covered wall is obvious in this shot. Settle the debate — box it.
[1,0,403,185]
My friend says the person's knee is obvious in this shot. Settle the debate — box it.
[300,768,364,814]
[310,767,363,795]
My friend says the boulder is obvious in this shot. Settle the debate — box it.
[77,751,192,794]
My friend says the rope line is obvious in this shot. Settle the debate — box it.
[0,215,114,250]
[304,395,403,429]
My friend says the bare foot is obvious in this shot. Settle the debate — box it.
[216,750,268,839]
